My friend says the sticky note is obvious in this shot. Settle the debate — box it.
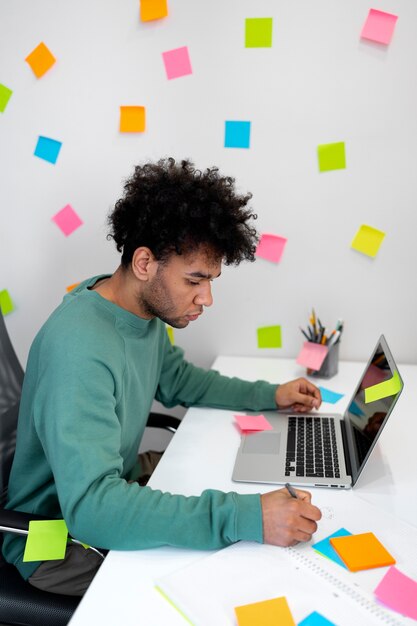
[224,121,251,149]
[364,369,401,404]
[349,400,365,417]
[25,42,56,78]
[23,520,68,562]
[166,326,174,345]
[312,528,352,568]
[299,611,336,626]
[351,224,385,258]
[319,386,344,404]
[245,17,273,48]
[0,84,13,113]
[234,414,273,432]
[361,364,388,389]
[257,325,282,348]
[34,136,62,164]
[66,283,80,292]
[140,0,168,21]
[330,532,396,572]
[52,204,83,236]
[317,142,346,172]
[120,106,146,132]
[162,46,192,80]
[235,596,295,626]
[374,566,417,621]
[0,289,14,316]
[296,341,328,371]
[361,9,398,45]
[256,233,287,263]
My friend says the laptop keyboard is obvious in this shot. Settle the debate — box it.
[285,416,340,478]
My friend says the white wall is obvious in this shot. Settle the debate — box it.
[1,0,416,375]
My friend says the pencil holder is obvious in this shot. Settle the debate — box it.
[308,342,340,379]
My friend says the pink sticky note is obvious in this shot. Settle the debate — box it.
[374,566,417,620]
[234,414,273,432]
[256,233,287,263]
[52,204,83,236]
[361,364,387,390]
[296,341,328,371]
[360,9,398,45]
[162,46,192,80]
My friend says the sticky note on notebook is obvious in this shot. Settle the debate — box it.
[162,46,192,79]
[299,611,336,626]
[0,289,14,316]
[296,341,328,371]
[245,17,273,48]
[23,520,68,562]
[140,0,168,21]
[361,9,398,45]
[119,106,146,132]
[25,42,56,78]
[235,596,295,626]
[256,233,287,263]
[52,204,83,236]
[330,532,395,572]
[0,83,13,113]
[312,528,352,568]
[364,369,401,403]
[257,325,282,348]
[351,224,385,258]
[317,142,346,172]
[374,566,417,621]
[234,414,273,432]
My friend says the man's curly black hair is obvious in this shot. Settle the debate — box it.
[107,158,259,267]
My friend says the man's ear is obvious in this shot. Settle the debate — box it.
[131,247,157,282]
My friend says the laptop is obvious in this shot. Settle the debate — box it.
[232,335,403,489]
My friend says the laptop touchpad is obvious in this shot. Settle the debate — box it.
[242,432,281,454]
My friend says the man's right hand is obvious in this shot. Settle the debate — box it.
[260,487,321,546]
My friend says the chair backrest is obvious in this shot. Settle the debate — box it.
[0,311,24,508]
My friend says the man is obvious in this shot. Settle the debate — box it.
[4,158,322,596]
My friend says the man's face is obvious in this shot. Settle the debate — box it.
[139,248,222,329]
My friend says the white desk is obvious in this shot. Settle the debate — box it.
[69,357,417,625]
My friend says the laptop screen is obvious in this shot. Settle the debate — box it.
[345,335,403,484]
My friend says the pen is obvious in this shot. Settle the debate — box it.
[285,482,298,499]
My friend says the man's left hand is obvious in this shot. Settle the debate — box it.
[275,378,322,412]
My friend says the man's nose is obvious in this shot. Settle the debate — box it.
[194,282,213,307]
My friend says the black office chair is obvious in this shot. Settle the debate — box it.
[0,309,180,626]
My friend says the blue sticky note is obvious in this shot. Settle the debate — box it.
[34,136,62,164]
[349,400,365,417]
[319,386,344,404]
[299,611,336,626]
[312,527,352,568]
[224,121,251,149]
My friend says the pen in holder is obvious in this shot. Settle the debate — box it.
[299,310,343,380]
[307,341,340,379]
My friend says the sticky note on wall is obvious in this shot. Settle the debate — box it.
[224,121,251,148]
[245,17,273,48]
[34,136,62,164]
[361,9,398,45]
[120,106,146,132]
[162,46,192,80]
[256,233,287,263]
[140,0,168,21]
[351,224,385,258]
[52,204,83,236]
[317,142,346,172]
[0,84,13,113]
[25,42,56,78]
[257,325,282,348]
[0,289,14,316]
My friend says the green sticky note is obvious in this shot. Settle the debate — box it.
[364,370,402,404]
[166,326,174,345]
[257,325,282,348]
[23,520,68,562]
[351,224,386,258]
[245,18,273,48]
[317,142,346,172]
[0,83,13,113]
[0,289,14,315]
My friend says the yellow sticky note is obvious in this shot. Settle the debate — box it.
[330,532,396,572]
[166,326,174,345]
[235,596,295,626]
[120,106,146,132]
[351,224,385,258]
[0,289,14,315]
[257,325,282,349]
[364,369,402,403]
[23,520,68,562]
[317,142,346,172]
[140,0,168,21]
[25,42,56,78]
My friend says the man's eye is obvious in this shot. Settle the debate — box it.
[188,280,200,286]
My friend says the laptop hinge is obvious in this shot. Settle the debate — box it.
[340,420,352,477]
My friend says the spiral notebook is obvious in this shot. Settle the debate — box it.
[156,498,417,626]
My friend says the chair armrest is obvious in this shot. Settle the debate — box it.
[0,508,52,535]
[146,412,181,434]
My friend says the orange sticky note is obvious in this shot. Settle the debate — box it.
[330,532,396,572]
[140,0,168,21]
[25,42,56,78]
[235,596,295,626]
[120,106,146,132]
[66,283,80,292]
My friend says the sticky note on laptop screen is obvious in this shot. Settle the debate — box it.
[235,596,295,626]
[330,532,395,572]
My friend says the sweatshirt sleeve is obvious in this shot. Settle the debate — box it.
[156,341,278,411]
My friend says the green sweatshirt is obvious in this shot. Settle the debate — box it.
[3,276,278,580]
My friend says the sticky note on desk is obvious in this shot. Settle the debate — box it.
[351,224,385,258]
[234,414,273,432]
[330,532,395,572]
[364,370,401,403]
[296,341,328,371]
[374,566,417,621]
[235,596,295,626]
[256,233,287,263]
[360,9,398,45]
[299,611,336,626]
[319,386,344,404]
[23,520,68,562]
[312,528,352,568]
